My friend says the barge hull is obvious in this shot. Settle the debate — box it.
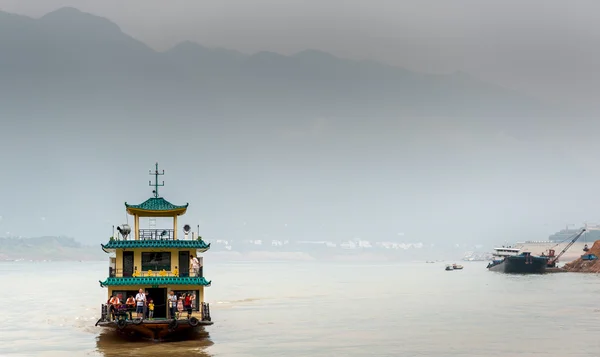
[488,256,547,274]
[96,318,213,340]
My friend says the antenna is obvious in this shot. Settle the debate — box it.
[149,162,165,198]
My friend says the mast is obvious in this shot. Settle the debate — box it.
[149,162,165,198]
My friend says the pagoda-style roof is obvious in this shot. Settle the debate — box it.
[125,197,188,217]
[99,276,211,288]
[101,239,211,253]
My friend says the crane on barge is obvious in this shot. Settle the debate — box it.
[546,228,587,268]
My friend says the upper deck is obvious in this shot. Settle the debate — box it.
[102,162,210,252]
[99,163,212,288]
[101,233,211,253]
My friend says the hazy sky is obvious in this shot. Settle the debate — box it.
[2,0,600,246]
[1,0,599,110]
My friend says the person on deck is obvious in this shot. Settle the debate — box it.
[148,299,154,319]
[190,255,200,276]
[168,290,178,319]
[177,296,184,318]
[135,288,146,319]
[184,293,192,319]
[108,293,120,321]
[126,295,135,320]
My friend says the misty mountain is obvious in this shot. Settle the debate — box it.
[1,8,595,246]
[0,7,548,119]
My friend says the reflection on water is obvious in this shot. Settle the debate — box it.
[95,329,213,357]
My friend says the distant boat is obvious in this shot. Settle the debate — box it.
[486,247,547,274]
[445,263,463,271]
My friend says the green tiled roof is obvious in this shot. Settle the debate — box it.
[99,276,211,288]
[101,240,211,252]
[125,197,188,211]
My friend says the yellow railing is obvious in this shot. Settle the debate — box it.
[109,268,203,278]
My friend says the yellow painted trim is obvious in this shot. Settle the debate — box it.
[134,215,140,240]
[125,207,187,217]
[174,215,178,240]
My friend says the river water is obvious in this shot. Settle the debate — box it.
[1,260,599,356]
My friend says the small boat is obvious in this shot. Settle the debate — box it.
[445,265,454,271]
[95,163,214,340]
[486,246,547,274]
[452,264,463,270]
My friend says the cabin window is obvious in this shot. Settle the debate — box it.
[141,252,171,271]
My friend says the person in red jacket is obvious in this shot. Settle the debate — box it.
[184,293,192,319]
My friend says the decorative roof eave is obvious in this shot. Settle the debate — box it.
[99,276,212,288]
[124,197,189,217]
[101,244,111,254]
[101,240,211,253]
[125,207,188,217]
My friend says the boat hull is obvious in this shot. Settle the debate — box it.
[96,318,213,340]
[487,255,548,274]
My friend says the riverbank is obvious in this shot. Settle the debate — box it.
[564,240,600,273]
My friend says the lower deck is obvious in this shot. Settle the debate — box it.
[105,285,206,319]
[103,306,207,321]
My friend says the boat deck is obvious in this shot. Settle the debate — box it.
[96,317,213,327]
[99,308,206,322]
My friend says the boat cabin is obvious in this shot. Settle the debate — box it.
[492,247,521,258]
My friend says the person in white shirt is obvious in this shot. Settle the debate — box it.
[190,255,200,277]
[168,290,178,319]
[135,288,146,319]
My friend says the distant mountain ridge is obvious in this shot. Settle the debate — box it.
[0,7,551,118]
[0,236,104,261]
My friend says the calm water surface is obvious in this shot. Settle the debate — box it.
[1,260,600,356]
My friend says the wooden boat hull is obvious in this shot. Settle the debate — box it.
[487,255,547,274]
[96,318,213,340]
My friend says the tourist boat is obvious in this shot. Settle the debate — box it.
[95,163,214,340]
[486,246,548,274]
